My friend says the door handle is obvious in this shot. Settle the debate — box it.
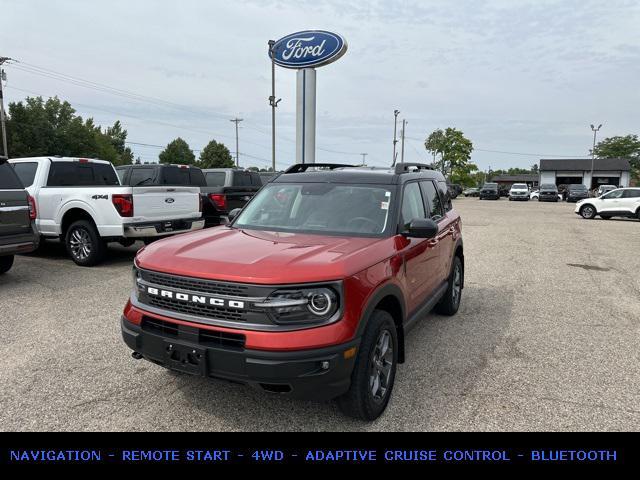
[428,239,439,246]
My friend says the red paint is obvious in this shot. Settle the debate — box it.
[129,211,462,352]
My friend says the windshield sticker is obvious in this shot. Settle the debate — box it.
[381,201,389,210]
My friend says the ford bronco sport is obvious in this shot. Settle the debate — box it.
[121,163,464,420]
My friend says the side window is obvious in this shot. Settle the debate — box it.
[189,168,207,187]
[129,167,155,186]
[622,189,640,198]
[116,167,128,183]
[232,172,252,186]
[421,181,445,220]
[603,190,624,199]
[437,181,453,212]
[205,172,226,186]
[400,182,425,228]
[0,163,24,189]
[11,162,38,187]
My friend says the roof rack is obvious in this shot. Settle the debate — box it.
[284,163,356,174]
[394,162,434,174]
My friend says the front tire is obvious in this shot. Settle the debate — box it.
[0,255,14,274]
[436,256,463,315]
[337,310,397,421]
[580,205,597,220]
[65,220,106,266]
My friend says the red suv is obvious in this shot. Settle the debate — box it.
[121,163,464,420]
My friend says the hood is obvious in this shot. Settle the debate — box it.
[136,226,391,284]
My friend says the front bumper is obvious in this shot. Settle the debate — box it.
[539,193,558,202]
[123,218,205,238]
[121,317,358,401]
[509,193,529,200]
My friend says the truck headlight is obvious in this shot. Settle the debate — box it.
[255,286,340,324]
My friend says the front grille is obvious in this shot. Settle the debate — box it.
[147,296,245,322]
[142,317,246,349]
[140,269,250,297]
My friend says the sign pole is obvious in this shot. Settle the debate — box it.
[296,68,316,164]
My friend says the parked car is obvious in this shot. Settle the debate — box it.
[565,184,589,202]
[121,162,464,420]
[498,185,509,197]
[258,171,280,184]
[463,188,480,197]
[201,169,263,226]
[537,184,560,202]
[479,183,500,200]
[596,185,617,196]
[0,161,39,273]
[575,187,640,220]
[116,164,224,227]
[9,157,204,266]
[447,183,462,199]
[508,183,530,201]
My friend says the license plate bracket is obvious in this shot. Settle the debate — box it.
[164,341,207,376]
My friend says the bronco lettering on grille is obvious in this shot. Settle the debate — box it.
[142,285,245,309]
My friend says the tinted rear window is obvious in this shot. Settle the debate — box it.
[11,162,38,187]
[233,172,260,186]
[0,162,25,189]
[161,167,191,185]
[205,172,226,186]
[47,162,119,186]
[129,167,156,186]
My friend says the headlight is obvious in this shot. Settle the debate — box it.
[255,286,340,325]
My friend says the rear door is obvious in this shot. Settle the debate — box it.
[0,163,31,237]
[621,189,640,213]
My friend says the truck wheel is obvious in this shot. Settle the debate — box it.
[0,255,14,274]
[436,256,463,315]
[65,220,106,266]
[337,310,397,421]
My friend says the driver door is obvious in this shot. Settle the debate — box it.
[599,189,624,213]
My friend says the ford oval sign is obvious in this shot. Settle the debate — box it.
[271,30,347,69]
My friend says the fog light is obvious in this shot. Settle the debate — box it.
[321,361,330,370]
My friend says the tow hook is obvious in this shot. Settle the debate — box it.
[131,351,143,360]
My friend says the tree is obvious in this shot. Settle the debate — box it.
[159,137,195,165]
[531,164,539,174]
[198,139,234,168]
[424,127,474,180]
[593,134,640,181]
[6,96,132,164]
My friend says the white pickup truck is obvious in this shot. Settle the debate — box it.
[9,157,204,266]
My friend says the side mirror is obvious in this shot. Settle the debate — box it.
[403,218,438,239]
[228,208,242,222]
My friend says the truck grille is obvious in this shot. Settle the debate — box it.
[142,317,246,349]
[146,295,245,322]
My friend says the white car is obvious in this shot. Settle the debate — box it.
[508,183,530,201]
[596,185,617,196]
[530,190,563,201]
[575,187,640,220]
[10,157,204,265]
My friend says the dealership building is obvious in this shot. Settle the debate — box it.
[539,158,631,189]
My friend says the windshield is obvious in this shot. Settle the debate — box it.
[511,184,527,189]
[233,183,394,237]
[569,184,587,190]
[540,184,556,190]
[483,183,498,189]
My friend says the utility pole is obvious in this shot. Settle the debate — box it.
[400,119,407,164]
[230,118,243,167]
[392,109,400,166]
[590,123,602,191]
[0,57,13,161]
[360,153,367,165]
[268,40,281,172]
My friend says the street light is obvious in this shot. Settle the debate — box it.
[590,123,602,191]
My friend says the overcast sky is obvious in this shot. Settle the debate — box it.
[2,0,639,170]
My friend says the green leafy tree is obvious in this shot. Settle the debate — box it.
[6,96,131,164]
[593,134,640,181]
[198,139,234,168]
[159,137,195,165]
[424,127,474,179]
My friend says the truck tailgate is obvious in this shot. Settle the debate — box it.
[132,186,200,221]
[0,190,31,237]
[224,187,261,211]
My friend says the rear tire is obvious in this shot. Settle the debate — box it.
[65,220,106,266]
[0,255,14,274]
[337,310,397,421]
[435,256,463,315]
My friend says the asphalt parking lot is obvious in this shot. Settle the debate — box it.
[1,198,639,431]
